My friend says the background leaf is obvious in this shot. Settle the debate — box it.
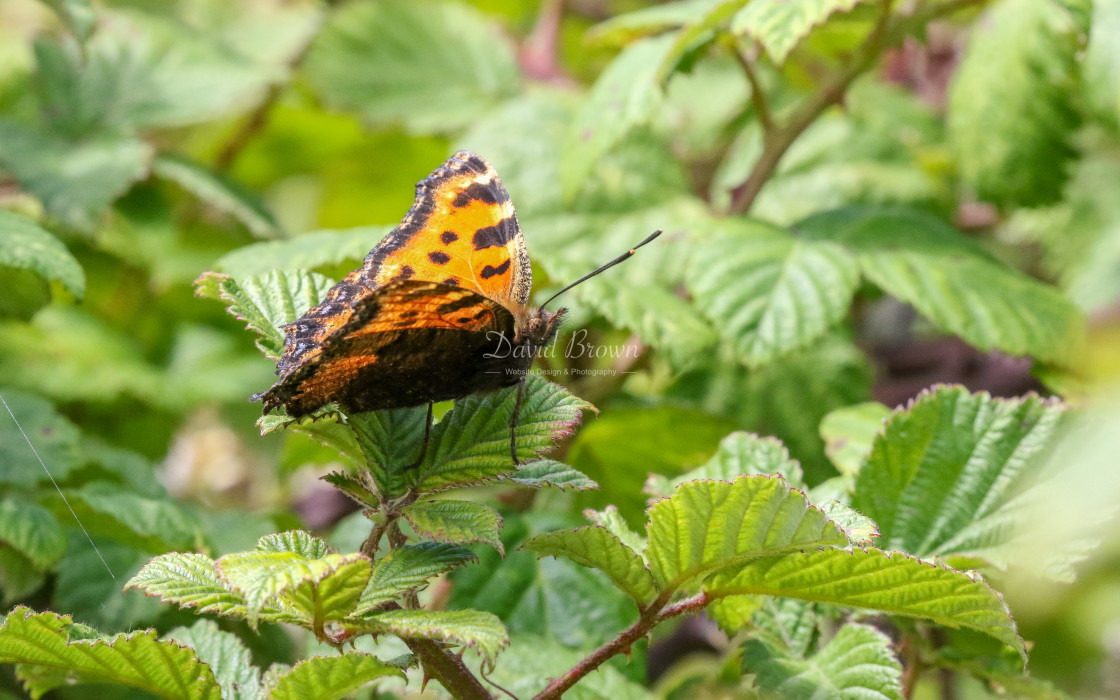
[0,210,85,299]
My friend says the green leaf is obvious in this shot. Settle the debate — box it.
[0,121,152,230]
[322,472,379,509]
[588,0,721,46]
[798,207,1084,365]
[948,0,1087,207]
[742,623,903,700]
[585,506,648,557]
[0,500,65,570]
[568,404,739,526]
[348,609,508,666]
[152,152,281,238]
[269,652,405,700]
[707,547,1025,659]
[304,0,519,134]
[560,33,676,199]
[645,475,850,592]
[165,619,261,700]
[256,530,332,559]
[569,276,719,367]
[65,481,200,551]
[816,500,879,545]
[53,536,162,631]
[0,210,85,299]
[347,407,429,499]
[687,220,860,367]
[416,376,595,492]
[401,499,504,554]
[505,459,598,491]
[0,607,222,700]
[32,13,275,134]
[732,0,867,64]
[215,227,390,278]
[852,386,1065,559]
[450,513,640,649]
[355,542,476,615]
[820,402,891,477]
[215,548,370,628]
[125,551,298,623]
[523,526,658,606]
[648,431,805,498]
[194,269,335,359]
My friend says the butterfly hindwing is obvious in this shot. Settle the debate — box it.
[258,280,520,417]
[360,151,532,312]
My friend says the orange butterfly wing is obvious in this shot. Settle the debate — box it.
[258,280,517,417]
[271,151,531,380]
[364,151,532,310]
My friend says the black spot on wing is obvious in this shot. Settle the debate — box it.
[400,310,419,318]
[437,295,483,315]
[453,181,503,208]
[479,258,511,279]
[391,265,415,281]
[472,214,519,250]
[442,278,460,287]
[428,251,451,265]
[441,230,458,245]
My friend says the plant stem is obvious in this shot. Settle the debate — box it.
[532,592,709,700]
[732,42,773,132]
[406,637,495,700]
[727,0,895,214]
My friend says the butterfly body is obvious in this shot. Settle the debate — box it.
[254,151,564,420]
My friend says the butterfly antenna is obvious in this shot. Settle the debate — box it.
[541,229,662,309]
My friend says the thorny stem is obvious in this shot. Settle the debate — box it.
[727,0,985,214]
[532,592,710,700]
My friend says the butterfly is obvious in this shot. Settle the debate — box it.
[253,151,659,465]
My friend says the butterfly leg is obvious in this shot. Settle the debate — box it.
[509,377,525,465]
[407,402,434,470]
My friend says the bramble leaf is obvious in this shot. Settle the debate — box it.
[0,607,222,699]
[0,499,66,570]
[0,121,152,230]
[648,431,805,498]
[194,269,335,359]
[687,220,860,367]
[416,376,595,491]
[125,551,299,623]
[355,542,476,615]
[349,609,508,667]
[645,475,849,591]
[852,386,1066,565]
[732,0,867,64]
[948,0,1088,206]
[165,619,261,700]
[798,207,1084,365]
[152,153,281,238]
[820,402,891,477]
[216,540,369,627]
[560,33,676,199]
[347,406,429,498]
[0,210,85,299]
[305,0,519,134]
[269,652,404,700]
[742,622,904,700]
[523,526,658,606]
[504,459,598,491]
[707,547,1025,659]
[401,499,504,554]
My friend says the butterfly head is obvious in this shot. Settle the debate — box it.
[523,306,566,353]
